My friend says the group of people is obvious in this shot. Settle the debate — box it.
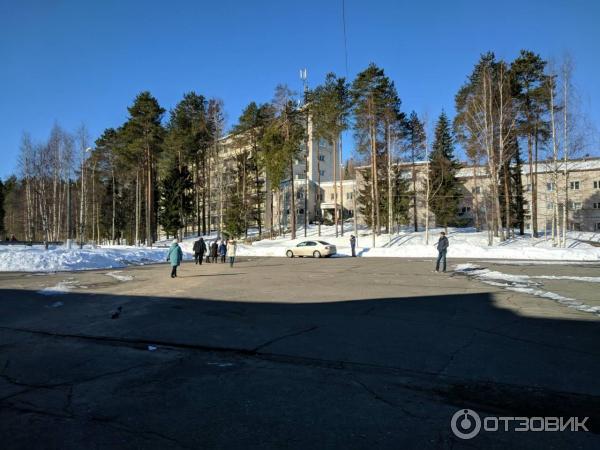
[167,237,238,278]
[167,230,449,278]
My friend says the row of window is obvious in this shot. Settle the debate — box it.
[544,202,600,210]
[475,180,600,194]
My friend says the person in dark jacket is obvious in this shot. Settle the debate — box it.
[218,240,227,263]
[350,235,356,257]
[210,241,218,263]
[435,232,449,272]
[193,237,207,265]
[167,239,184,278]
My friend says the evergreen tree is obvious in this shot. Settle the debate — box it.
[232,102,274,237]
[405,111,426,231]
[121,92,165,246]
[428,112,462,229]
[511,50,550,236]
[224,185,245,239]
[311,73,351,236]
[351,64,401,242]
[159,163,193,237]
[163,92,210,236]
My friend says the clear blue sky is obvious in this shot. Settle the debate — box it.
[1,0,599,178]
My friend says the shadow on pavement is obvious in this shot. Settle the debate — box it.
[0,288,599,448]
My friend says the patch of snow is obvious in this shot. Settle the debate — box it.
[105,271,134,281]
[38,280,79,295]
[454,264,600,317]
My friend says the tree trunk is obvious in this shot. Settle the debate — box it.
[333,137,338,238]
[290,157,296,240]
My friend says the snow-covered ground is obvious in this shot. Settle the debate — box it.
[1,224,599,272]
[238,224,600,261]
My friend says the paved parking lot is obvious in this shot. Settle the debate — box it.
[1,257,599,449]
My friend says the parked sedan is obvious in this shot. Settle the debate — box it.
[286,240,337,258]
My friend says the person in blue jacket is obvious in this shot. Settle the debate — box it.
[218,239,227,263]
[167,238,184,278]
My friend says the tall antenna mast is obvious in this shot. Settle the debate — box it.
[299,68,308,101]
[299,68,309,237]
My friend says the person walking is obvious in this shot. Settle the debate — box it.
[167,238,183,278]
[210,240,218,263]
[193,238,204,264]
[193,237,206,265]
[218,240,227,263]
[227,239,237,268]
[350,235,356,257]
[435,231,449,273]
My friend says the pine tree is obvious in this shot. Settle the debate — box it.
[511,50,550,237]
[159,163,193,237]
[163,92,210,237]
[351,64,401,243]
[405,111,426,231]
[121,92,165,246]
[232,102,274,238]
[311,73,351,237]
[428,112,462,229]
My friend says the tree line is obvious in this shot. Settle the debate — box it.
[0,50,591,248]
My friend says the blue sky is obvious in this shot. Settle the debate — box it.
[1,0,599,178]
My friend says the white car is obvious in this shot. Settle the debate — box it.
[286,240,337,258]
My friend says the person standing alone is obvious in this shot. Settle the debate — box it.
[167,238,184,278]
[227,239,237,268]
[435,231,449,273]
[350,235,356,257]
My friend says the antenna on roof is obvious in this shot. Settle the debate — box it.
[300,68,308,104]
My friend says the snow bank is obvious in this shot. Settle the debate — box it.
[0,244,193,273]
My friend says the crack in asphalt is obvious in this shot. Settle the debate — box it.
[252,325,319,352]
[2,323,600,430]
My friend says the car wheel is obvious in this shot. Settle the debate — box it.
[286,250,294,258]
[313,251,321,258]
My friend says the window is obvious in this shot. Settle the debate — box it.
[330,193,334,200]
[319,138,327,147]
[319,170,325,177]
[594,181,600,189]
[570,181,580,190]
[473,186,481,194]
[570,202,582,210]
[526,222,531,230]
[546,182,555,191]
[596,223,600,231]
[298,208,304,214]
[318,155,325,161]
[347,192,353,200]
[546,202,553,210]
[594,203,600,209]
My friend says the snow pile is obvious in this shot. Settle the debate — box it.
[0,244,193,273]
